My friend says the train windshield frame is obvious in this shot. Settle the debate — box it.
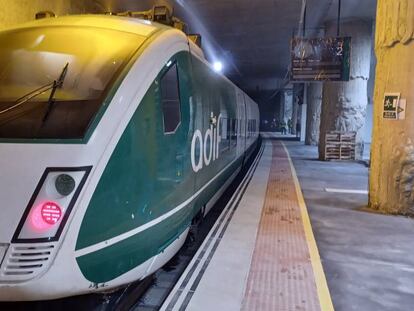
[0,26,144,140]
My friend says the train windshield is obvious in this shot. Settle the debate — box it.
[0,26,144,140]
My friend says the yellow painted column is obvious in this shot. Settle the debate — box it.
[0,0,107,28]
[370,0,414,215]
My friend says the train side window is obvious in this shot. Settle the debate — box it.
[247,120,250,137]
[219,117,230,152]
[160,63,181,134]
[231,119,237,147]
[227,118,231,148]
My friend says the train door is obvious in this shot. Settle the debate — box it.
[236,91,245,157]
[242,94,248,154]
[187,53,215,216]
[153,52,194,213]
[245,97,252,149]
[196,66,216,187]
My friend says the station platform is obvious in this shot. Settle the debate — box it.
[161,140,334,311]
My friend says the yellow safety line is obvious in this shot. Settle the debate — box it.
[282,142,335,311]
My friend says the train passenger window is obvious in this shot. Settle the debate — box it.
[219,117,230,152]
[231,119,237,147]
[160,63,181,134]
[227,118,232,148]
[247,120,250,137]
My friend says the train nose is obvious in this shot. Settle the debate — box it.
[2,168,91,244]
[0,172,62,284]
[0,167,91,285]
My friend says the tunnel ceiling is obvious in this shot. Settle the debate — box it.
[102,0,377,93]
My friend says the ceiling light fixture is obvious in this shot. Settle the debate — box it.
[213,61,223,73]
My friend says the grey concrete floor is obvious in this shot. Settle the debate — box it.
[285,141,414,311]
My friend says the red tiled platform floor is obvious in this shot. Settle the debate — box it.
[242,141,321,311]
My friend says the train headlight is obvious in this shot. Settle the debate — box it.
[40,202,62,225]
[12,167,91,243]
[55,174,76,196]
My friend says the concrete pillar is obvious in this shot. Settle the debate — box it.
[279,92,285,126]
[292,84,304,135]
[318,20,372,160]
[292,96,299,135]
[283,89,293,123]
[305,83,322,145]
[300,96,307,141]
[370,0,414,215]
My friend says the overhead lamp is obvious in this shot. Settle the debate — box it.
[213,61,223,73]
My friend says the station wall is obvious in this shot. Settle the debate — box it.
[0,0,106,28]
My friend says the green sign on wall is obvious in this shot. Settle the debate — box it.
[383,93,400,119]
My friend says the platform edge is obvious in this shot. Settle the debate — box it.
[282,142,335,311]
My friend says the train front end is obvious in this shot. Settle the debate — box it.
[0,147,94,300]
[0,16,155,300]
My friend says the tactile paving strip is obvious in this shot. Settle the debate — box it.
[242,141,321,311]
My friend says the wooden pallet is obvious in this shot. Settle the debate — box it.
[324,132,356,160]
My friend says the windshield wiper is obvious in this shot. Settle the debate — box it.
[0,83,54,115]
[0,63,70,117]
[42,62,69,123]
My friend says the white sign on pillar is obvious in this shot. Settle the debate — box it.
[398,99,406,120]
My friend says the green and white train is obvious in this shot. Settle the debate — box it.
[0,15,259,300]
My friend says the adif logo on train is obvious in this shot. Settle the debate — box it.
[191,113,223,173]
